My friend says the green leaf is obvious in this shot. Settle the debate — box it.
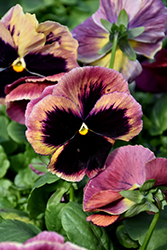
[120,190,143,203]
[45,183,71,233]
[116,225,139,248]
[14,167,39,189]
[0,219,41,243]
[7,121,27,144]
[119,37,136,60]
[98,41,112,55]
[27,175,61,219]
[149,93,167,135]
[61,202,112,250]
[0,145,10,178]
[124,207,167,249]
[140,179,155,193]
[127,26,145,39]
[117,9,128,28]
[123,202,159,218]
[0,116,9,143]
[100,18,112,32]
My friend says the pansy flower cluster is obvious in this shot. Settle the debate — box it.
[1,0,167,249]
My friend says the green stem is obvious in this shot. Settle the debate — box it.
[69,184,74,202]
[139,211,161,250]
[109,32,118,69]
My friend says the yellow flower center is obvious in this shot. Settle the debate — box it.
[12,57,26,72]
[79,122,88,135]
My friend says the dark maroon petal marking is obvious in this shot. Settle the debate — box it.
[49,131,112,177]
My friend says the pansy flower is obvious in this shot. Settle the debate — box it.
[72,0,167,82]
[135,48,167,93]
[5,73,65,124]
[25,66,142,182]
[0,231,87,250]
[0,4,78,98]
[84,145,167,227]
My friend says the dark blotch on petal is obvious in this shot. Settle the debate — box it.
[0,68,31,97]
[86,105,131,138]
[0,38,18,68]
[80,80,104,119]
[45,33,61,45]
[25,53,67,75]
[42,107,82,147]
[51,131,112,177]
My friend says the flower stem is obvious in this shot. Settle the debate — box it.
[109,32,118,69]
[139,211,161,250]
[69,184,74,202]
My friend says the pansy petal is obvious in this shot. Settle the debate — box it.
[37,21,78,58]
[0,242,22,250]
[130,40,162,59]
[6,100,29,124]
[145,158,167,186]
[25,85,56,124]
[72,16,109,63]
[48,131,112,181]
[1,4,45,57]
[84,145,155,202]
[86,213,119,227]
[84,190,122,211]
[89,48,142,82]
[26,95,82,155]
[129,0,167,43]
[25,231,64,244]
[93,0,141,26]
[53,66,130,119]
[86,92,142,141]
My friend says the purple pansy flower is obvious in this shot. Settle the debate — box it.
[72,0,167,82]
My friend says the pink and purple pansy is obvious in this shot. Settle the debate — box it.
[72,0,167,82]
[84,145,167,227]
[0,231,87,250]
[25,66,142,182]
[0,4,78,98]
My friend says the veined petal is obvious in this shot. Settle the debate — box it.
[48,131,112,181]
[72,16,109,63]
[129,0,167,43]
[130,40,162,59]
[6,100,29,125]
[86,214,119,227]
[53,66,130,119]
[145,158,167,186]
[84,190,122,211]
[37,21,78,57]
[26,95,82,155]
[93,0,141,26]
[86,91,142,141]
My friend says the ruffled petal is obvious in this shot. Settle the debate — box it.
[86,92,142,141]
[53,66,130,119]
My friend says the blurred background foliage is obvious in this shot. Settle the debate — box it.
[0,0,99,30]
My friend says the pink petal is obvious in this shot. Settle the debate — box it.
[145,158,167,186]
[87,213,119,227]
